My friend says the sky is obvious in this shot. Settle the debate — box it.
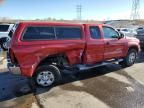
[0,0,144,20]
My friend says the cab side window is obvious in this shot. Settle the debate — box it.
[90,26,101,39]
[103,26,119,39]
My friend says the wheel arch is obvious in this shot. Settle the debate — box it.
[33,53,69,76]
[128,45,139,52]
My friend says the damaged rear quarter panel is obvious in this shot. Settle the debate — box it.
[14,40,85,77]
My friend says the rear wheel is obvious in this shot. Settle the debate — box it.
[34,65,61,87]
[119,49,137,67]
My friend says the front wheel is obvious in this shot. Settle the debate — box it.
[1,41,8,51]
[119,49,137,67]
[34,65,61,87]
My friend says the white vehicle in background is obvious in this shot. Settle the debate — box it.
[0,24,14,50]
[116,28,137,37]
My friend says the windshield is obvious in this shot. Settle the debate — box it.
[122,29,129,32]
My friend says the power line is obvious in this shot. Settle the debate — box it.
[76,5,82,20]
[130,0,140,20]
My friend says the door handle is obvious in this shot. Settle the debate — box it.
[106,42,110,45]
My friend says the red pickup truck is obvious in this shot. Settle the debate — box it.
[7,22,140,87]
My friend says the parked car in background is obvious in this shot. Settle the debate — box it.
[116,28,137,37]
[136,28,144,48]
[0,24,14,50]
[7,22,140,87]
[8,23,19,39]
[137,27,144,32]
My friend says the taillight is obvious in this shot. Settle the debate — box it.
[9,49,15,63]
[9,48,18,65]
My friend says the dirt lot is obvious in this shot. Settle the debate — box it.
[0,51,144,108]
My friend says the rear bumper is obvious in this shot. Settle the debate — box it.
[7,53,21,75]
[7,62,21,75]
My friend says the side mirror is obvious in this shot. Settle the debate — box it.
[118,32,124,39]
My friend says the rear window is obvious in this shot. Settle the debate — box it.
[23,27,55,40]
[0,25,9,32]
[22,26,81,40]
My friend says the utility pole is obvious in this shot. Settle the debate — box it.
[76,5,82,20]
[130,0,140,20]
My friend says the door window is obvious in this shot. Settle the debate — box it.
[103,26,119,39]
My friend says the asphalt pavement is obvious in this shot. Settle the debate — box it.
[0,50,144,108]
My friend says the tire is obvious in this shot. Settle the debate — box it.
[1,41,8,51]
[119,49,137,67]
[34,65,61,87]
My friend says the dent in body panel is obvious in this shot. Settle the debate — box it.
[65,49,84,65]
[85,47,104,64]
[14,42,85,77]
